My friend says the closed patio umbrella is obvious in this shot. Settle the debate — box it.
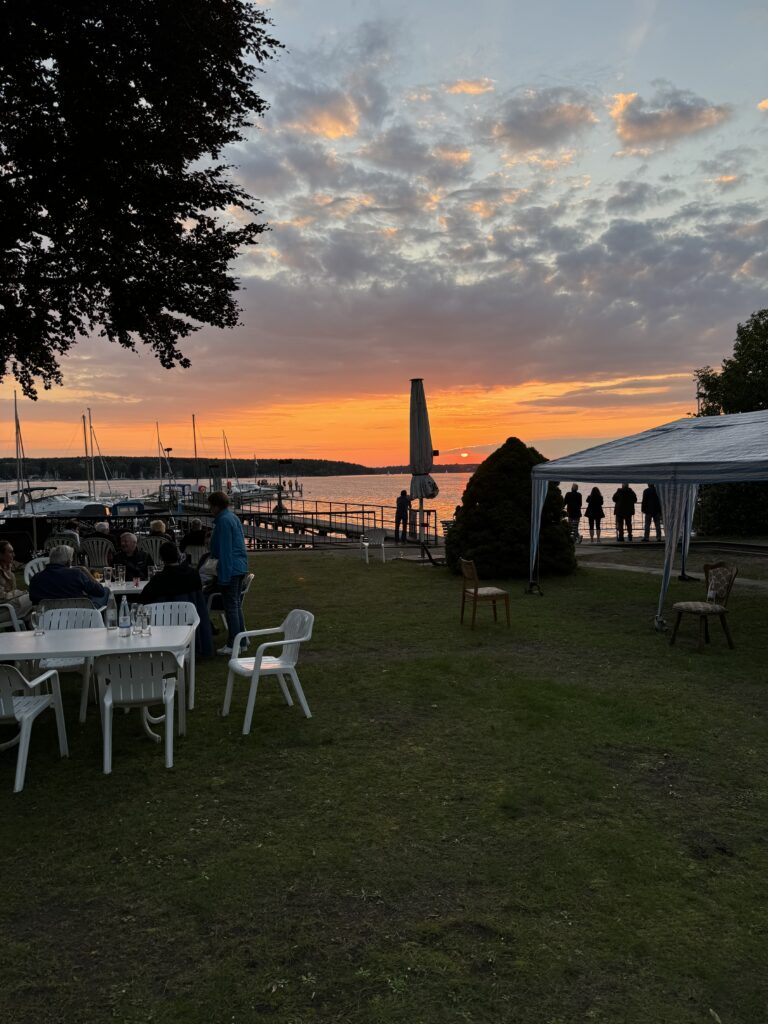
[409,378,439,544]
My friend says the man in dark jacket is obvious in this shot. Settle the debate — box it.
[29,545,109,608]
[641,484,662,542]
[112,532,155,580]
[612,483,638,543]
[563,483,582,538]
[139,542,202,604]
[394,490,411,543]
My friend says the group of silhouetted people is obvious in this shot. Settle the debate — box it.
[563,483,662,543]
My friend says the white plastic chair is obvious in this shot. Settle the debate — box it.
[44,533,80,555]
[0,665,68,793]
[207,572,254,634]
[94,652,178,774]
[360,528,386,564]
[80,536,115,569]
[143,600,199,719]
[182,544,207,568]
[23,556,49,587]
[138,535,164,565]
[40,606,104,723]
[0,601,28,633]
[223,609,314,736]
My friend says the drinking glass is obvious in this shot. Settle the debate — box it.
[140,607,152,637]
[116,565,126,584]
[131,604,141,635]
[31,611,45,636]
[103,566,113,583]
[133,576,141,588]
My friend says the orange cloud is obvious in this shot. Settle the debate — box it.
[610,89,730,149]
[285,95,360,139]
[758,99,768,111]
[444,79,494,95]
[432,145,471,164]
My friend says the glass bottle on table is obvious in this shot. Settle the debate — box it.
[105,592,118,630]
[118,596,131,637]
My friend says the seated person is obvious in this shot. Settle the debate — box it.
[0,539,34,625]
[149,519,167,537]
[139,542,202,604]
[179,518,207,552]
[92,521,116,545]
[112,532,155,580]
[29,544,108,609]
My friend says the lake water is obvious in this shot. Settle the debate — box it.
[4,474,472,523]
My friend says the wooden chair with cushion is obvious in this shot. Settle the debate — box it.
[669,561,737,650]
[459,557,510,629]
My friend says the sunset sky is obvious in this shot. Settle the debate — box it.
[3,0,767,467]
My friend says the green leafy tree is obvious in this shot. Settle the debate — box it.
[694,309,768,415]
[694,309,768,535]
[445,437,575,579]
[0,2,281,397]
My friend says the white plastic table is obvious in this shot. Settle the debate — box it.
[104,580,148,596]
[0,625,194,735]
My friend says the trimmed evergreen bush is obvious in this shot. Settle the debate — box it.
[445,437,575,578]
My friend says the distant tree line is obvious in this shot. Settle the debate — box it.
[0,456,481,482]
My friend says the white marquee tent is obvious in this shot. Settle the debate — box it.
[528,410,768,627]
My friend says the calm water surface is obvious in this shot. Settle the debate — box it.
[7,474,472,523]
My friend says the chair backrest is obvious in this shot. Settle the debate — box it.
[183,545,207,568]
[0,664,28,719]
[37,598,99,610]
[23,556,49,586]
[459,557,479,589]
[703,562,738,606]
[364,528,386,545]
[240,573,255,605]
[138,535,164,564]
[41,606,103,631]
[94,651,178,704]
[44,533,80,553]
[143,601,199,628]
[278,608,314,667]
[80,537,114,568]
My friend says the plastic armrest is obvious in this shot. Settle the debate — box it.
[25,669,60,690]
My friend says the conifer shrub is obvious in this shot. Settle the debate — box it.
[445,437,575,579]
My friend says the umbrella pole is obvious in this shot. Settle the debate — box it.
[419,497,424,545]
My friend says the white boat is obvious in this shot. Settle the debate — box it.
[1,486,106,517]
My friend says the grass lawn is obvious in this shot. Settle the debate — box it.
[2,550,767,1024]
[578,540,768,580]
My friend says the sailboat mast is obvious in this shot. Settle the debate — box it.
[156,422,163,484]
[14,392,21,500]
[87,407,96,499]
[192,414,199,485]
[82,413,92,498]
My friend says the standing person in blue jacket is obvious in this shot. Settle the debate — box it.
[207,490,248,655]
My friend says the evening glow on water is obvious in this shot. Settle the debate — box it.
[2,2,766,465]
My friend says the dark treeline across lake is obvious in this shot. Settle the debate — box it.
[0,456,480,482]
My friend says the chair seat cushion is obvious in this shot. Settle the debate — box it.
[231,655,286,675]
[465,586,508,598]
[672,601,726,614]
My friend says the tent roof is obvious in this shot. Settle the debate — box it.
[532,409,768,484]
